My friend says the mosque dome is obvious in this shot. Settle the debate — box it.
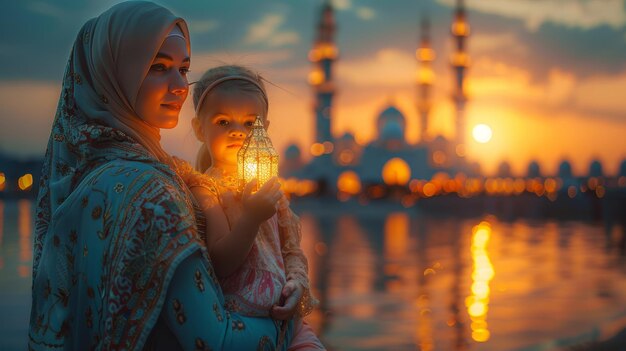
[340,132,356,142]
[558,160,573,178]
[430,135,449,147]
[497,160,512,177]
[589,159,603,177]
[380,120,404,141]
[377,105,406,140]
[285,144,301,160]
[527,160,541,178]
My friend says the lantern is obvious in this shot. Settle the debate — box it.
[238,116,279,191]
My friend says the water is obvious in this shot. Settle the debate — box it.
[1,199,625,351]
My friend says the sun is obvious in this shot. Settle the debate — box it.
[472,124,492,143]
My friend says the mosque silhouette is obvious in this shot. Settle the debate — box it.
[0,1,625,213]
[278,0,626,205]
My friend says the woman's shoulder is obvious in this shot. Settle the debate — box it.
[94,159,174,183]
[89,159,189,205]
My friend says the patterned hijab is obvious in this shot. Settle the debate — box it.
[33,0,190,278]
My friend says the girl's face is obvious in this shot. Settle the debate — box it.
[193,87,268,173]
[135,29,190,129]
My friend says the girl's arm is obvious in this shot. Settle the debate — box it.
[274,195,319,318]
[190,177,282,278]
[192,184,258,278]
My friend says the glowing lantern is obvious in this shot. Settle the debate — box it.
[238,116,278,191]
[337,171,361,195]
[382,157,411,186]
[18,173,33,191]
[308,67,325,86]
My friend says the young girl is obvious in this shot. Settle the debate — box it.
[185,65,325,350]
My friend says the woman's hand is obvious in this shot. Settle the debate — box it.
[241,177,282,225]
[270,280,304,320]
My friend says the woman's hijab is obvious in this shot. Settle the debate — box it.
[30,2,198,349]
[33,0,189,277]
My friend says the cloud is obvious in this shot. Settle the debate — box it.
[470,33,528,57]
[468,57,576,107]
[356,7,376,20]
[466,56,626,124]
[188,19,219,34]
[244,14,300,47]
[330,0,376,20]
[189,50,294,76]
[268,31,299,47]
[575,70,626,115]
[437,0,626,31]
[332,0,352,11]
[27,2,66,20]
[246,14,283,43]
[337,48,415,87]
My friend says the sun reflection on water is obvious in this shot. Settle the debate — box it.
[467,221,494,342]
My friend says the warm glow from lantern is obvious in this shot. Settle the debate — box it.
[337,171,361,195]
[321,43,338,59]
[416,67,435,85]
[544,178,557,193]
[472,124,492,143]
[0,172,5,191]
[308,67,325,85]
[238,116,279,191]
[310,43,338,61]
[432,150,446,165]
[382,157,411,186]
[338,149,355,165]
[422,182,437,197]
[18,173,33,191]
[323,141,334,154]
[452,19,470,36]
[451,52,470,67]
[567,185,577,198]
[416,47,435,62]
[310,143,325,156]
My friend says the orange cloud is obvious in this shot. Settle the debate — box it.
[464,57,626,175]
[437,0,626,31]
[244,14,300,47]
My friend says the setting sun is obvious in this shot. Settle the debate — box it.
[473,124,493,144]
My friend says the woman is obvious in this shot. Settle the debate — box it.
[29,2,292,350]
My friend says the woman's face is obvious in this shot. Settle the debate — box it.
[193,87,268,173]
[135,28,190,129]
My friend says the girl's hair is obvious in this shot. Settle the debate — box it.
[193,65,268,172]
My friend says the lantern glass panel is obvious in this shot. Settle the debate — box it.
[237,116,279,191]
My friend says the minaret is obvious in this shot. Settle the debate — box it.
[308,1,337,156]
[416,17,435,144]
[450,0,470,157]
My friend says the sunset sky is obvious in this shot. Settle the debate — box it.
[1,0,625,176]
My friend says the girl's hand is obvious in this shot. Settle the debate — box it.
[241,177,282,225]
[270,280,303,320]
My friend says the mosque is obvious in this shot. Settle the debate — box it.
[281,0,478,193]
